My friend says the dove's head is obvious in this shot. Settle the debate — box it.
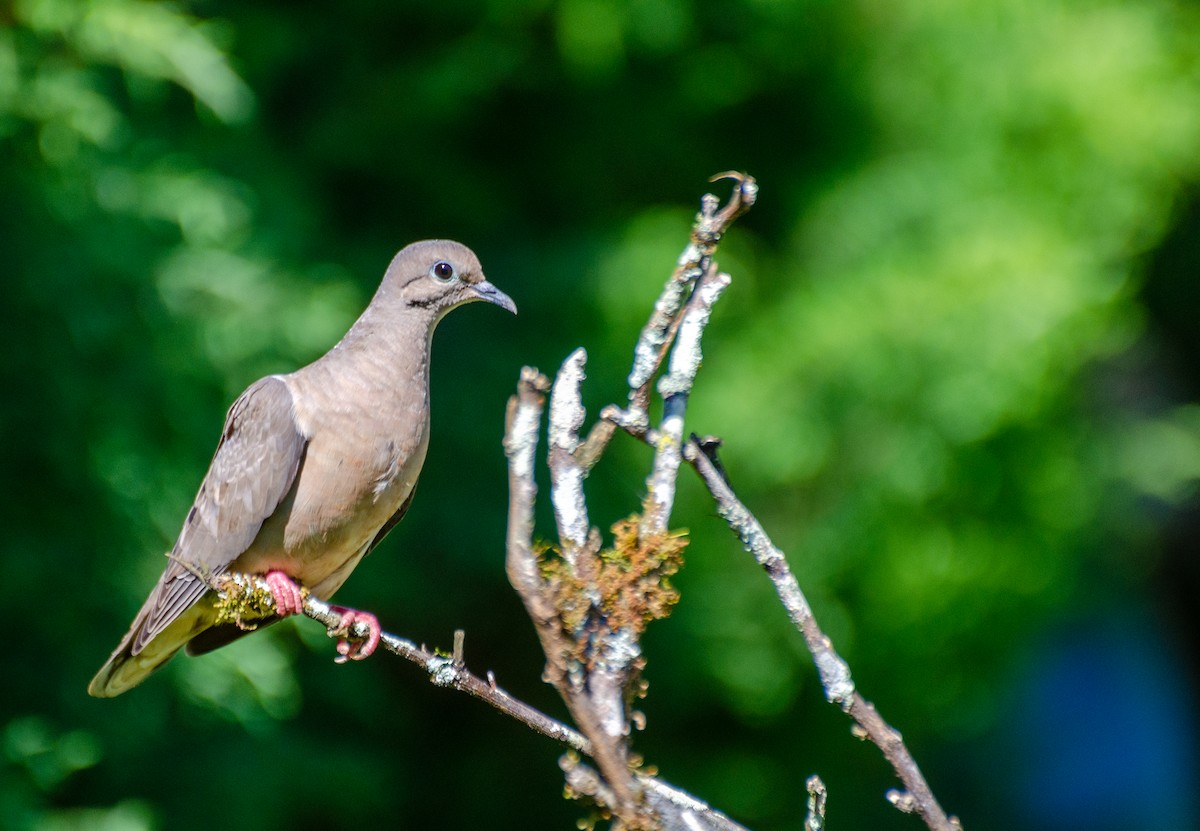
[380,239,516,318]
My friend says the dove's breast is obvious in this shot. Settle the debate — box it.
[232,354,431,597]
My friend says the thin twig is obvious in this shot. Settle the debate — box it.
[683,439,960,831]
[214,572,590,754]
[576,418,617,473]
[683,440,854,708]
[614,173,757,435]
[641,265,731,537]
[804,776,827,831]
[215,572,745,829]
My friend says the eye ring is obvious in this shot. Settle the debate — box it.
[430,261,456,282]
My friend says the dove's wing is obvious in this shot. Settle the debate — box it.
[133,375,307,654]
[89,376,307,697]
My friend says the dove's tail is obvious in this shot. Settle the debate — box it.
[87,600,210,698]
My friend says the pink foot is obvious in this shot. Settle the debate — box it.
[330,607,380,664]
[264,570,305,616]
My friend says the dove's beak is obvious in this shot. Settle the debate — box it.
[473,281,517,315]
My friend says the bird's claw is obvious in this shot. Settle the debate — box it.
[264,570,305,616]
[330,609,380,664]
[263,572,378,662]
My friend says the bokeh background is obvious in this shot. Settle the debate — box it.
[3,1,1200,828]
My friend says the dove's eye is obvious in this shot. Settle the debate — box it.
[430,261,456,282]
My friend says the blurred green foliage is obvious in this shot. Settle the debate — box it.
[3,0,1199,828]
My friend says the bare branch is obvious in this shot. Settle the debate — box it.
[548,348,593,564]
[641,777,751,831]
[684,439,960,831]
[503,362,645,824]
[576,417,618,473]
[521,172,755,827]
[564,756,753,831]
[601,404,660,443]
[213,572,591,755]
[804,776,828,831]
[620,173,757,428]
[214,572,747,830]
[500,365,640,817]
[641,265,731,536]
[684,439,854,707]
[503,367,555,625]
[501,170,959,831]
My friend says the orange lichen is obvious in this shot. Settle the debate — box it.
[537,515,688,653]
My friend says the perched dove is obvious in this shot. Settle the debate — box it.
[89,240,515,697]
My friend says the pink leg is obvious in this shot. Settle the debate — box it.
[329,607,381,663]
[264,570,305,617]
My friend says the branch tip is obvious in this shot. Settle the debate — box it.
[887,790,918,814]
[804,775,828,831]
[453,628,465,665]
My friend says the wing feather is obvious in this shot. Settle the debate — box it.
[132,376,307,654]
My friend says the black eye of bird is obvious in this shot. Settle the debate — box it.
[431,261,455,282]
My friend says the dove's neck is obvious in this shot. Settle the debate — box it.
[311,304,443,398]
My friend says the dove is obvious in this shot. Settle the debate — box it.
[89,240,515,697]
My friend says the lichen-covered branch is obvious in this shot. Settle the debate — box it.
[499,368,640,802]
[641,265,731,537]
[548,348,593,563]
[683,442,854,708]
[214,571,746,830]
[566,755,752,831]
[213,572,590,754]
[510,173,756,828]
[503,367,555,627]
[501,285,721,827]
[502,363,645,825]
[684,440,961,831]
[804,776,828,831]
[616,173,757,434]
[585,172,959,830]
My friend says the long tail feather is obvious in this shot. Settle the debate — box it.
[88,601,210,697]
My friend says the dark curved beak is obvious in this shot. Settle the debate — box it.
[473,280,517,314]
